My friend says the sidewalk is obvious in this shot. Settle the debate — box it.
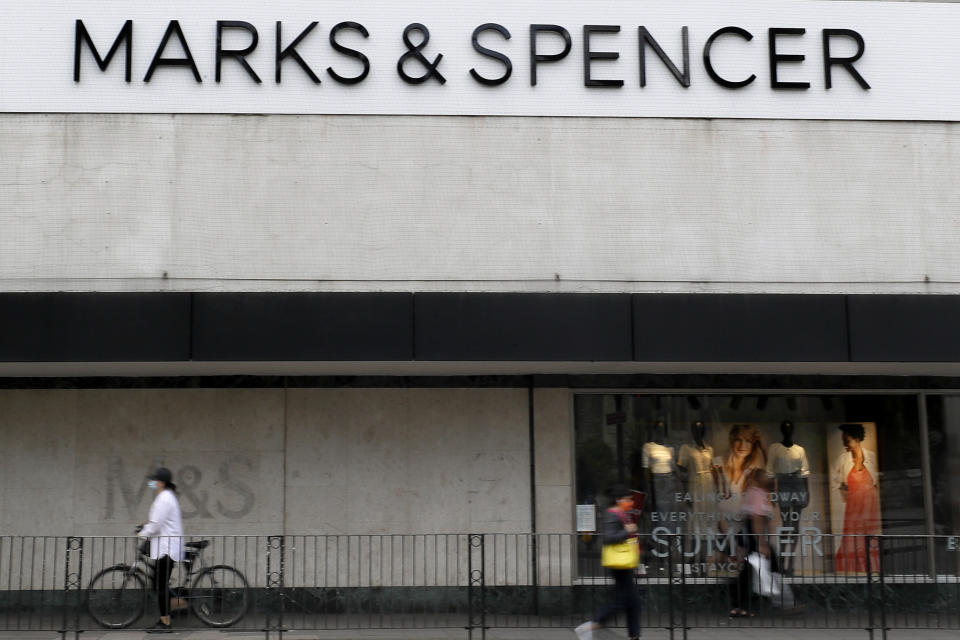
[3,629,959,640]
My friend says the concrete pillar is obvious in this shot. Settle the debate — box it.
[533,389,574,534]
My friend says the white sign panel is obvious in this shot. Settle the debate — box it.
[1,0,959,120]
[576,504,597,533]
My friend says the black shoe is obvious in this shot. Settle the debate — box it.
[147,620,173,633]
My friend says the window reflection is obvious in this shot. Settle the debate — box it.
[924,395,960,575]
[574,393,925,576]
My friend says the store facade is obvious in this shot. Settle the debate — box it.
[1,0,960,606]
[2,293,959,582]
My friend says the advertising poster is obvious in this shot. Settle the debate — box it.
[712,422,830,574]
[644,421,829,575]
[827,422,883,573]
[638,419,885,575]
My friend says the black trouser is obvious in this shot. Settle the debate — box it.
[729,540,780,612]
[154,555,175,617]
[594,568,641,638]
[729,559,753,611]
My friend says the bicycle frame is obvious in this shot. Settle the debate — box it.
[127,540,208,594]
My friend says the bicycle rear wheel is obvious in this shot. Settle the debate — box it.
[190,565,249,627]
[86,565,147,629]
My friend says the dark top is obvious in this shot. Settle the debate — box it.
[602,508,632,544]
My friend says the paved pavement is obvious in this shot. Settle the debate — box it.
[2,629,959,640]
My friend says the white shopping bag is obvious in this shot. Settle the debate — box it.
[747,552,795,609]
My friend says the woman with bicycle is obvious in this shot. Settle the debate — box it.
[139,467,184,633]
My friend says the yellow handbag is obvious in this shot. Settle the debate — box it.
[601,538,640,569]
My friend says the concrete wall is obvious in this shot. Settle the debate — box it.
[1,114,958,295]
[0,387,571,537]
[284,388,532,535]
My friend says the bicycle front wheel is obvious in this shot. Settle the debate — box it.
[86,565,147,629]
[190,565,249,627]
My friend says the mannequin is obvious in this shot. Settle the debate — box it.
[642,420,678,515]
[677,420,715,537]
[766,420,810,574]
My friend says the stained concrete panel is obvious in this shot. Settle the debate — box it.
[0,390,78,491]
[0,386,554,539]
[0,390,79,534]
[534,389,574,534]
[284,388,530,535]
[284,391,349,490]
[284,485,348,534]
[533,389,573,488]
[535,485,577,536]
[0,487,75,537]
[70,389,285,536]
[4,115,960,295]
[0,389,284,536]
[0,385,570,594]
[74,389,151,456]
[532,389,577,587]
[346,448,412,523]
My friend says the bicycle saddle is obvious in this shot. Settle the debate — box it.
[185,540,210,549]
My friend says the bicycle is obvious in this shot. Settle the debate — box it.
[86,536,250,629]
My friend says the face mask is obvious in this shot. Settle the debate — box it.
[147,480,158,490]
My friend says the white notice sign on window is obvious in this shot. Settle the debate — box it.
[576,504,596,532]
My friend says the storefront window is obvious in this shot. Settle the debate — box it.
[924,394,960,575]
[574,393,925,575]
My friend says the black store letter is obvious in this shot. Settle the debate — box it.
[529,24,571,86]
[471,23,512,86]
[216,21,261,83]
[703,26,756,89]
[276,21,320,83]
[639,26,690,88]
[328,22,371,84]
[822,29,870,90]
[74,19,132,82]
[397,23,445,84]
[769,28,810,90]
[583,25,623,88]
[145,20,201,82]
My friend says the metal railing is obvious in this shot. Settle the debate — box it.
[0,533,957,639]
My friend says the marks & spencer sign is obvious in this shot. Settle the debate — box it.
[3,0,960,120]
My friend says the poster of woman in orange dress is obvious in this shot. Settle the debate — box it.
[829,422,881,573]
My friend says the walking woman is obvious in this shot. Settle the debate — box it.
[714,424,770,617]
[139,467,184,633]
[575,485,641,640]
[730,468,782,616]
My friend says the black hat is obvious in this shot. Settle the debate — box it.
[607,483,631,501]
[149,467,173,484]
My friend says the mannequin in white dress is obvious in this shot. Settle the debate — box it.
[677,420,716,537]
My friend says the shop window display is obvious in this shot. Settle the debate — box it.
[574,393,926,577]
[924,394,960,575]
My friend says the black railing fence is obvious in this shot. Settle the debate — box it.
[0,533,957,639]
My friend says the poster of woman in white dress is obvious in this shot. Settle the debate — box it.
[828,422,882,573]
